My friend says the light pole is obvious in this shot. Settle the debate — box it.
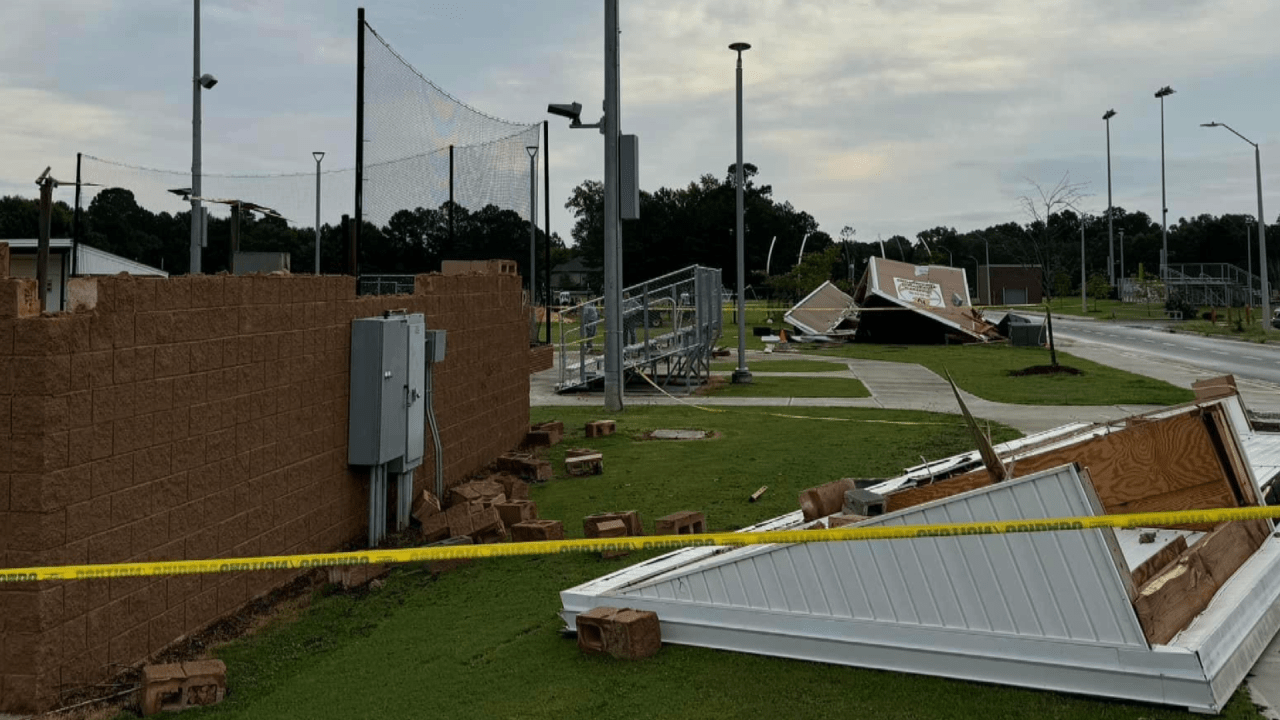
[526,146,539,304]
[313,151,324,275]
[1155,86,1175,281]
[795,231,813,268]
[191,0,218,274]
[1080,213,1088,313]
[730,41,752,384]
[984,236,991,306]
[1118,229,1125,297]
[1203,121,1270,331]
[1246,218,1254,302]
[1103,109,1116,285]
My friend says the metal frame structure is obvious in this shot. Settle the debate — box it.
[1166,263,1263,307]
[562,396,1280,713]
[555,265,722,393]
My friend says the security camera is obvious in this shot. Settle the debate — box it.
[547,102,582,123]
[199,73,218,89]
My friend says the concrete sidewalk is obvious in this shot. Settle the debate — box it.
[532,351,1160,434]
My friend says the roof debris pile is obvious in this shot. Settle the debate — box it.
[783,258,1001,345]
[562,378,1280,713]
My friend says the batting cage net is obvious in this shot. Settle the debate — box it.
[360,17,541,229]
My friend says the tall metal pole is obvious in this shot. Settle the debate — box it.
[984,237,991,305]
[1081,215,1087,313]
[190,0,203,274]
[1246,220,1253,302]
[543,121,552,344]
[1256,144,1271,332]
[73,152,82,277]
[313,152,324,275]
[354,7,365,270]
[527,146,538,302]
[37,178,52,312]
[1119,229,1125,296]
[1104,110,1115,285]
[1155,86,1174,281]
[731,42,752,384]
[448,144,455,256]
[602,0,623,411]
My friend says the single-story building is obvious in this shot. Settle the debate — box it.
[977,264,1043,306]
[2,239,168,311]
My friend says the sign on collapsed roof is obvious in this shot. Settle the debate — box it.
[851,256,1001,343]
[782,281,857,336]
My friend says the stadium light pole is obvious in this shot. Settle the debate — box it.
[1103,109,1116,285]
[1080,213,1088,313]
[190,0,218,274]
[1155,86,1174,282]
[1203,121,1270,332]
[526,146,539,305]
[730,41,752,385]
[313,151,324,275]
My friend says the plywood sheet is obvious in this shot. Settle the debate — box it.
[888,411,1238,526]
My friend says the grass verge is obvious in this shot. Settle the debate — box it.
[189,405,1257,720]
[813,343,1194,406]
[699,375,870,399]
[710,359,847,372]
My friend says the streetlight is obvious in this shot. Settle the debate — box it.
[1246,217,1254,301]
[1155,86,1175,281]
[546,0,622,410]
[1080,213,1088,313]
[312,151,324,275]
[1202,121,1270,331]
[730,41,752,385]
[1118,229,1125,298]
[1103,109,1116,285]
[190,0,218,274]
[526,146,539,304]
[795,231,813,268]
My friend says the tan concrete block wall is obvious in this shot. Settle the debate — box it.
[0,272,529,713]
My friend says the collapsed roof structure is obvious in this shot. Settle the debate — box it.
[851,257,1001,343]
[562,382,1280,713]
[784,258,1001,344]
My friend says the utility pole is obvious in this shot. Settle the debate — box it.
[602,0,623,411]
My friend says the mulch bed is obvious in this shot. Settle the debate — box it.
[1008,365,1082,377]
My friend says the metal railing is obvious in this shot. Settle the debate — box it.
[555,265,723,392]
[357,274,416,296]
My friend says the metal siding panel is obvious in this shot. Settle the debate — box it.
[757,555,790,611]
[1009,477,1093,641]
[793,544,834,617]
[838,542,876,620]
[933,500,1007,632]
[884,518,943,627]
[985,490,1065,638]
[915,507,974,629]
[738,558,771,609]
[869,539,918,624]
[704,567,731,606]
[769,552,811,613]
[853,540,900,621]
[810,543,852,619]
[718,563,750,608]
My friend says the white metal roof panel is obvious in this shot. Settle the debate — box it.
[601,464,1145,647]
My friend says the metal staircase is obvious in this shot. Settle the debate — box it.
[554,265,723,393]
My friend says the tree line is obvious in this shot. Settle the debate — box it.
[0,189,562,280]
[2,166,1275,303]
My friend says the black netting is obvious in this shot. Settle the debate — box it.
[80,155,353,227]
[361,20,540,228]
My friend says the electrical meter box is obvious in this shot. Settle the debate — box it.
[348,313,427,468]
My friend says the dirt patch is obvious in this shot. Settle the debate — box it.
[1008,365,1083,377]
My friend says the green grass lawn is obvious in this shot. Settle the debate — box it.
[710,359,847,372]
[813,343,1194,406]
[188,406,1258,720]
[699,375,870,399]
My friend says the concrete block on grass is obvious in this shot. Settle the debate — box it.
[655,511,705,536]
[575,607,661,660]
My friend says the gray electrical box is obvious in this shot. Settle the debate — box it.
[620,134,640,219]
[348,313,427,468]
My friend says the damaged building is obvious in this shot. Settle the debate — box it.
[784,258,1000,344]
[562,381,1280,713]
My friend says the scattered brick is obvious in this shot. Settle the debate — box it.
[655,511,706,536]
[798,479,858,521]
[584,511,643,538]
[511,519,564,542]
[141,660,227,716]
[327,564,390,590]
[594,519,630,558]
[411,490,441,523]
[495,500,537,527]
[827,514,869,528]
[565,448,603,477]
[584,420,617,438]
[575,607,661,660]
[526,421,564,447]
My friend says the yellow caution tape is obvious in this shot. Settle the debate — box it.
[3,506,1277,583]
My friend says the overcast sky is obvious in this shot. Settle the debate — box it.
[4,0,1280,249]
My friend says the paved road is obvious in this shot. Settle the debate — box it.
[1049,315,1280,385]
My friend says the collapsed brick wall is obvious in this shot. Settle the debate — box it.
[0,271,529,713]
